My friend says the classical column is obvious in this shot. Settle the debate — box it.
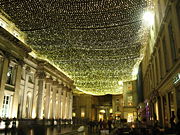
[52,81,58,119]
[36,71,46,119]
[0,57,8,117]
[31,76,38,119]
[165,93,171,127]
[56,83,63,119]
[62,86,67,119]
[11,64,23,118]
[160,96,165,127]
[44,78,53,119]
[69,92,73,119]
[66,91,70,119]
[21,66,31,118]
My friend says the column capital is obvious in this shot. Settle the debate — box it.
[35,71,46,79]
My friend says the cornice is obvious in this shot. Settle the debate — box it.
[0,27,31,53]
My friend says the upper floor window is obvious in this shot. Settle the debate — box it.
[127,96,133,106]
[116,98,119,103]
[177,1,180,29]
[127,82,132,91]
[117,106,120,112]
[28,75,33,83]
[162,36,169,71]
[6,63,17,85]
[168,22,177,62]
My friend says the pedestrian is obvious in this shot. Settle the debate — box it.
[176,108,180,135]
[108,119,112,133]
[5,117,10,135]
[170,114,176,129]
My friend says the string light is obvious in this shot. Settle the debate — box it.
[0,0,153,95]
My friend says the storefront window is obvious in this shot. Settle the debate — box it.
[168,92,175,117]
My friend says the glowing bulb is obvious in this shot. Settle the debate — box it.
[118,81,123,85]
[143,11,154,26]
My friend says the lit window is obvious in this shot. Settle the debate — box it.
[6,64,17,85]
[1,95,11,118]
[127,96,133,106]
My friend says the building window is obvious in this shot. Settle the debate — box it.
[116,98,119,103]
[168,22,177,62]
[117,106,120,112]
[6,64,17,85]
[28,75,33,83]
[162,37,169,71]
[81,108,85,118]
[127,82,132,90]
[176,1,180,28]
[158,48,163,79]
[1,95,11,118]
[127,96,133,106]
[155,55,159,83]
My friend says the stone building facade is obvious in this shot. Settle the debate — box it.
[0,14,74,120]
[112,81,138,122]
[73,81,138,122]
[141,0,180,127]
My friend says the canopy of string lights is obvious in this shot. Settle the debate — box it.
[0,0,152,95]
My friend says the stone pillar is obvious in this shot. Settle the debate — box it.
[165,93,171,127]
[0,58,8,117]
[52,81,58,119]
[160,96,165,127]
[56,84,63,119]
[21,66,30,118]
[36,71,46,119]
[11,64,23,118]
[44,78,52,119]
[31,76,38,119]
[62,87,67,119]
[66,91,70,119]
[174,87,180,123]
[69,92,73,119]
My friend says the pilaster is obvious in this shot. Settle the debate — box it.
[57,83,63,119]
[69,91,73,119]
[11,64,22,118]
[44,78,53,119]
[160,95,165,127]
[62,86,67,119]
[165,93,171,127]
[52,81,58,119]
[36,71,46,119]
[0,57,8,117]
